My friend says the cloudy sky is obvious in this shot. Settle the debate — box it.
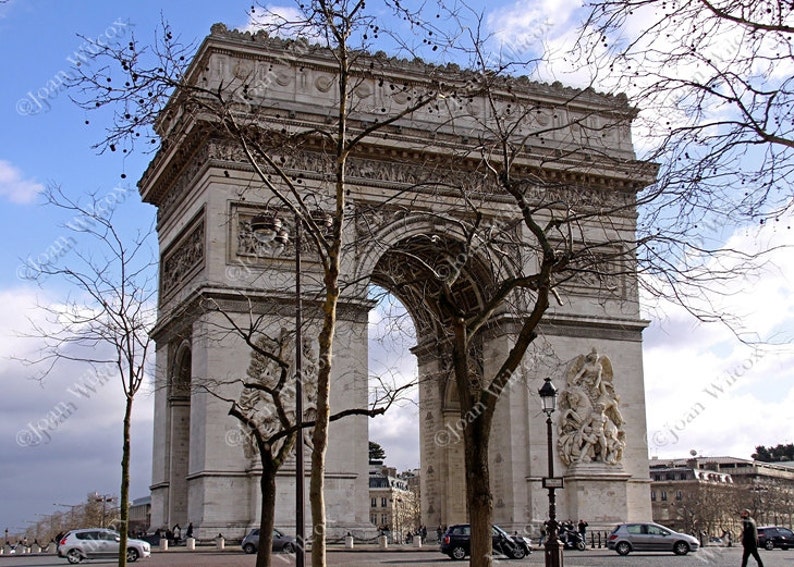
[0,0,792,538]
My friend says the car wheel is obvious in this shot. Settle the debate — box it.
[673,541,690,555]
[66,549,83,564]
[615,541,631,556]
[510,545,526,559]
[576,541,586,551]
[126,548,140,563]
[765,540,775,551]
[282,542,296,554]
[450,545,467,560]
[243,543,257,554]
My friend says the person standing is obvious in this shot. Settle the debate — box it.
[740,509,764,567]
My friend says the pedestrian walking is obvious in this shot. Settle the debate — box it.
[740,509,764,567]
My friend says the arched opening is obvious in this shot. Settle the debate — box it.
[367,286,421,537]
[365,231,496,531]
[168,342,192,528]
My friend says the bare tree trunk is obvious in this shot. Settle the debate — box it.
[255,461,278,567]
[117,395,132,567]
[310,297,337,567]
[465,421,494,567]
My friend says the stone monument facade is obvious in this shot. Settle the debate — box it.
[140,25,655,539]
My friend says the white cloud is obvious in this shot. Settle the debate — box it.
[642,218,794,460]
[485,0,587,83]
[238,4,312,38]
[0,159,43,204]
[0,286,154,532]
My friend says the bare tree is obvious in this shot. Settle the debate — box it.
[24,185,155,567]
[576,0,794,322]
[197,299,413,567]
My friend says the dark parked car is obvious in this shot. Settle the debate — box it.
[757,526,794,550]
[440,524,531,560]
[241,528,297,554]
[607,522,699,556]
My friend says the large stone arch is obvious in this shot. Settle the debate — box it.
[141,26,654,540]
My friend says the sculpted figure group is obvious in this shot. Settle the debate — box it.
[558,348,626,467]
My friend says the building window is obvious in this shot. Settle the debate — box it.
[661,490,667,501]
[371,498,377,508]
[676,491,683,501]
[651,490,656,501]
[381,497,387,508]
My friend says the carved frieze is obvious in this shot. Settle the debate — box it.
[161,213,205,299]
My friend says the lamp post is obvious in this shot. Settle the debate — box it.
[251,201,331,567]
[54,503,81,530]
[93,494,113,528]
[394,497,403,544]
[539,377,564,567]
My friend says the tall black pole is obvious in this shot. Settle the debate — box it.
[294,213,306,567]
[544,414,563,567]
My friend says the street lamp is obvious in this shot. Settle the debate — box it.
[93,494,114,528]
[251,199,332,567]
[394,497,403,545]
[54,503,81,530]
[538,377,564,567]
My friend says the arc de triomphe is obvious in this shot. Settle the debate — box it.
[141,24,654,539]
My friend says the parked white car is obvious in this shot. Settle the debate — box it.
[58,528,151,564]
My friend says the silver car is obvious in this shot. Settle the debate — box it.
[57,528,151,564]
[607,522,699,556]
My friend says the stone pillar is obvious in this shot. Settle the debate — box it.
[159,538,169,551]
[345,534,354,549]
[186,537,196,550]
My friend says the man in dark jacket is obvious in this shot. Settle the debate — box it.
[740,509,764,567]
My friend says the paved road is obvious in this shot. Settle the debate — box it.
[1,547,792,566]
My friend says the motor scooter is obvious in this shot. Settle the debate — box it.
[559,527,586,551]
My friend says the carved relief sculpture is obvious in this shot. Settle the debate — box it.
[238,330,318,461]
[558,348,626,467]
